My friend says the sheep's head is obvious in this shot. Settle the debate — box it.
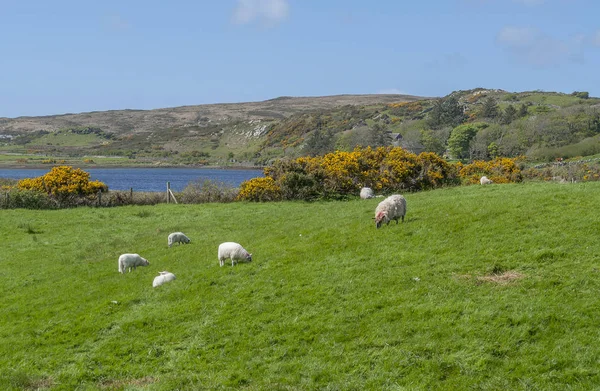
[142,258,150,266]
[246,253,252,262]
[375,211,387,229]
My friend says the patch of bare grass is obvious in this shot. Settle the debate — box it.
[477,270,525,285]
[453,270,525,285]
[99,376,157,390]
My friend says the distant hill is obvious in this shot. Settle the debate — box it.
[0,94,424,166]
[0,94,424,134]
[0,89,599,167]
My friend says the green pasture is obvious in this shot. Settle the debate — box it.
[1,182,600,390]
[27,132,105,147]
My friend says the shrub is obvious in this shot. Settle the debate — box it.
[458,157,523,184]
[522,160,600,182]
[17,166,108,199]
[237,177,282,202]
[0,177,18,189]
[245,146,461,201]
[0,189,58,209]
[179,179,237,203]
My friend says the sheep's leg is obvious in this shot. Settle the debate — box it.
[401,215,405,222]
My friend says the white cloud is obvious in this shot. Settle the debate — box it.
[496,26,583,66]
[232,0,290,27]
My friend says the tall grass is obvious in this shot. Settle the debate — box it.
[1,182,600,390]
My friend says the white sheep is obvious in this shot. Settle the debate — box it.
[152,271,176,287]
[374,194,407,229]
[360,187,375,199]
[118,253,150,274]
[218,242,252,267]
[168,232,191,247]
[480,176,493,185]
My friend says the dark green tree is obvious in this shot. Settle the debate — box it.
[302,129,336,157]
[481,97,499,119]
[518,103,529,118]
[500,105,518,125]
[426,95,466,129]
[369,122,393,147]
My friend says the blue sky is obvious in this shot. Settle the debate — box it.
[1,0,599,117]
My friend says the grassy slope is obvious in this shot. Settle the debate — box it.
[1,182,600,390]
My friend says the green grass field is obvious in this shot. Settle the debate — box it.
[2,182,600,390]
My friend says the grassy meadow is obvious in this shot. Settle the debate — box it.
[1,182,600,390]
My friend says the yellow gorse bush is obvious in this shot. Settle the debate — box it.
[239,147,494,201]
[17,166,108,197]
[236,177,282,202]
[458,157,523,184]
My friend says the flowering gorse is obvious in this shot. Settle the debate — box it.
[17,166,107,198]
[238,147,474,201]
[457,157,523,184]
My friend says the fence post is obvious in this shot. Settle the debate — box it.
[130,187,133,201]
[167,182,170,204]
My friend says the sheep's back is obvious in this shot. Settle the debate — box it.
[376,195,406,218]
[218,242,246,259]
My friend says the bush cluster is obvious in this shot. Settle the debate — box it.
[0,189,60,209]
[238,147,465,201]
[457,157,524,185]
[522,159,600,182]
[179,179,238,203]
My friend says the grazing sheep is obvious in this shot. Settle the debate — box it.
[168,232,191,247]
[218,242,252,267]
[480,176,493,185]
[360,187,375,199]
[374,194,407,229]
[152,271,176,287]
[118,253,150,274]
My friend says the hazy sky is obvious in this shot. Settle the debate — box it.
[1,0,599,117]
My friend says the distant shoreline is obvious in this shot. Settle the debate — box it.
[0,163,265,171]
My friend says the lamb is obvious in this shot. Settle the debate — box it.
[152,271,176,287]
[360,187,375,199]
[168,232,191,247]
[218,242,252,267]
[480,176,493,185]
[118,253,150,274]
[374,194,407,229]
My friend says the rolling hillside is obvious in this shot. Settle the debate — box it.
[0,94,423,167]
[1,89,599,167]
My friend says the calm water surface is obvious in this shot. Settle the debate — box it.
[0,167,263,192]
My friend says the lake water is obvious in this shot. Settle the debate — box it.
[0,167,264,192]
